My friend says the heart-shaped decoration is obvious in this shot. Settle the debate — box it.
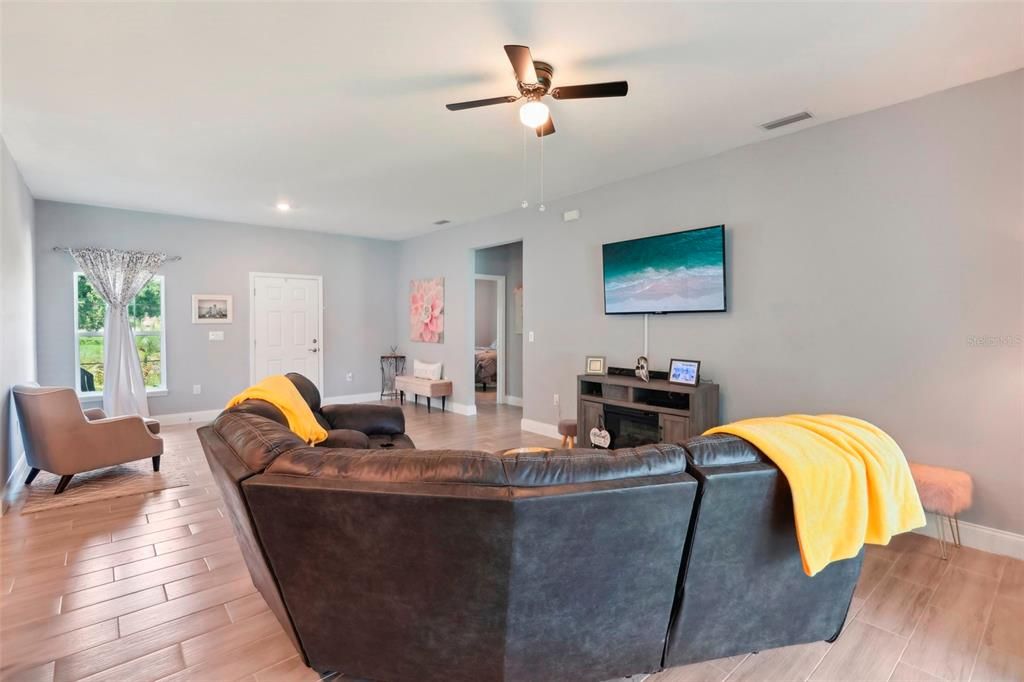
[589,427,611,448]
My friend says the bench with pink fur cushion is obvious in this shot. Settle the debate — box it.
[908,462,972,517]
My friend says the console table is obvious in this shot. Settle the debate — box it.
[380,354,406,400]
[577,374,719,448]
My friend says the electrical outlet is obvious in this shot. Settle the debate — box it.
[553,394,559,406]
[193,384,201,395]
[346,372,354,382]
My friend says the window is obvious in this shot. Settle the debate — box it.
[75,272,166,395]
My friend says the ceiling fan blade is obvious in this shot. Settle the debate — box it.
[536,116,555,137]
[550,81,628,100]
[445,95,519,111]
[504,44,538,84]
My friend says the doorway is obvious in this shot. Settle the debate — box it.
[250,272,324,392]
[474,275,505,404]
[473,241,523,410]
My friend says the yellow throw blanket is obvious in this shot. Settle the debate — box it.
[226,375,328,445]
[705,415,925,576]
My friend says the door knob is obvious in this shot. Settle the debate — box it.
[308,348,319,353]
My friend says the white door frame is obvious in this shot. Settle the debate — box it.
[474,274,506,404]
[249,272,325,393]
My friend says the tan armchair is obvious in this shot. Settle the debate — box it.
[12,385,164,494]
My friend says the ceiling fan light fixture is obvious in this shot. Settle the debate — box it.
[519,100,549,128]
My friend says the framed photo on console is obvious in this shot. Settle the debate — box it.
[584,356,607,375]
[668,359,700,386]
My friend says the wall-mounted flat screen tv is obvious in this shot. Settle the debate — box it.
[603,225,726,314]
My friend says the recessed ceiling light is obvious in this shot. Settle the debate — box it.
[276,201,291,212]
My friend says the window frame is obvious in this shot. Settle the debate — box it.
[73,271,168,399]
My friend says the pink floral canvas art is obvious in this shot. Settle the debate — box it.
[409,277,445,343]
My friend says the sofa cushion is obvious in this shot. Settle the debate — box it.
[285,372,322,411]
[367,433,416,450]
[683,434,764,468]
[321,429,371,449]
[211,412,308,475]
[264,442,687,488]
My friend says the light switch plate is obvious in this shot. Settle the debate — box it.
[208,331,224,341]
[528,331,535,342]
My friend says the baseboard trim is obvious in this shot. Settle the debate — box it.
[505,396,523,407]
[448,401,476,416]
[1,453,29,515]
[394,399,476,416]
[322,392,382,406]
[155,409,222,426]
[914,515,1024,560]
[521,418,561,440]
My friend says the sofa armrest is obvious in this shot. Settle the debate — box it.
[320,404,405,436]
[83,407,107,421]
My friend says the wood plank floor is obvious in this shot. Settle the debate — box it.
[2,401,1021,681]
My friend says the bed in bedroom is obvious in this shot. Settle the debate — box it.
[475,348,498,390]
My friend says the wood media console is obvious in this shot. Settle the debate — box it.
[577,374,720,448]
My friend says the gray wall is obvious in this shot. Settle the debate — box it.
[474,279,497,348]
[34,201,398,415]
[1,137,37,488]
[475,242,524,399]
[396,71,1023,534]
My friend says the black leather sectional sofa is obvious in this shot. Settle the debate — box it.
[199,381,862,682]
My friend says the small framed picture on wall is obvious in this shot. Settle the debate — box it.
[192,294,233,324]
[668,359,700,386]
[585,356,607,375]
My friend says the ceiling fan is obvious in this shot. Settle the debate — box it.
[445,45,628,137]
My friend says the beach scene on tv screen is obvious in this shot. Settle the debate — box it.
[603,227,725,313]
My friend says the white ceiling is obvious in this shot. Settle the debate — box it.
[2,2,1021,240]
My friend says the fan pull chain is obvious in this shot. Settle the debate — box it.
[520,125,529,209]
[538,130,546,212]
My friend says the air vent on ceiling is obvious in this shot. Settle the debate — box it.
[760,111,813,131]
[432,219,451,226]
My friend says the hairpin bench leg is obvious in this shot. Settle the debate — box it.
[54,474,75,495]
[935,513,950,560]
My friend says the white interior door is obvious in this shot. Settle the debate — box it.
[251,273,323,391]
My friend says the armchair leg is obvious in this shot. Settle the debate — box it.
[25,468,40,486]
[54,475,75,495]
[152,456,161,472]
[427,397,432,413]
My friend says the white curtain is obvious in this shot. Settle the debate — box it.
[71,248,167,417]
